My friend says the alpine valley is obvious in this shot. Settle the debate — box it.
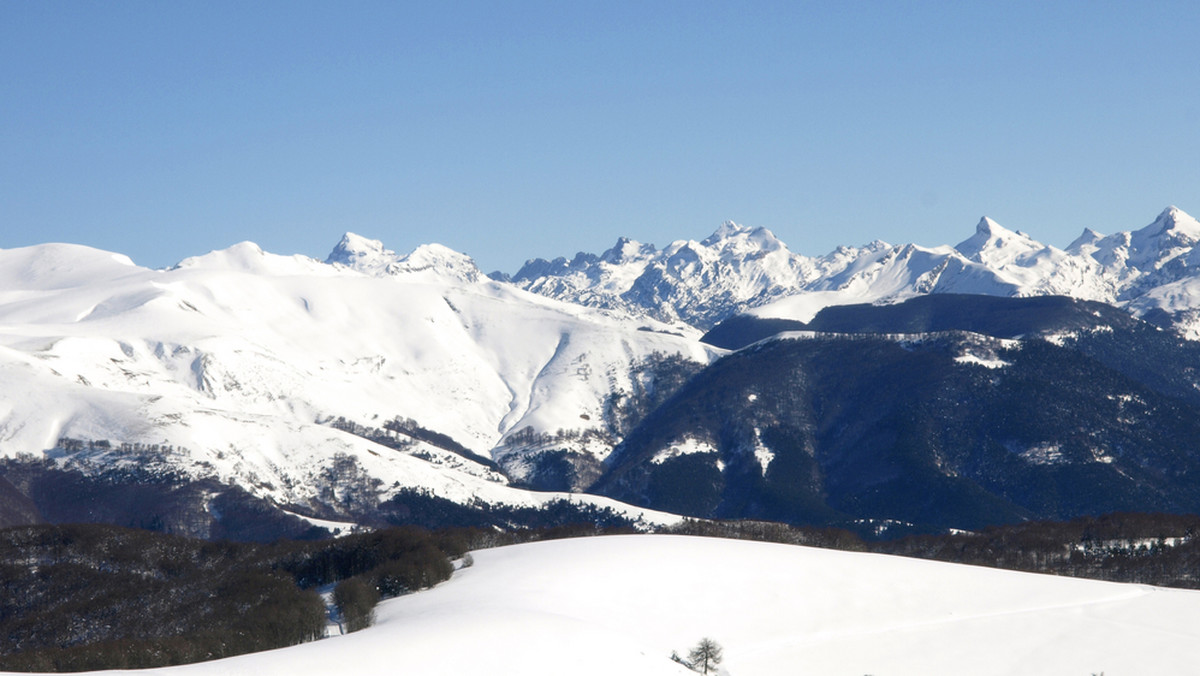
[7,206,1200,539]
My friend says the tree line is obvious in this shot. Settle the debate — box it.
[665,511,1200,590]
[0,524,473,672]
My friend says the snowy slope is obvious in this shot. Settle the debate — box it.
[30,534,1200,676]
[0,236,714,523]
[509,207,1200,335]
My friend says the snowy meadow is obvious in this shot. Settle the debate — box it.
[14,534,1199,676]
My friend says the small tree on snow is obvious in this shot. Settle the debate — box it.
[687,637,723,675]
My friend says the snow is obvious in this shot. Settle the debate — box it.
[1042,331,1076,346]
[513,221,826,327]
[276,510,361,537]
[749,427,774,475]
[649,438,719,464]
[0,237,717,520]
[513,207,1200,338]
[746,241,1023,323]
[954,353,1011,369]
[27,534,1200,676]
[743,289,851,323]
[955,216,1045,268]
[1013,442,1065,466]
[324,232,396,273]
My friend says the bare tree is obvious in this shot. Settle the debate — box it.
[687,637,723,675]
[333,577,378,633]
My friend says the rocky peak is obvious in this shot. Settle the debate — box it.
[325,232,398,275]
[955,217,1043,265]
[394,244,483,283]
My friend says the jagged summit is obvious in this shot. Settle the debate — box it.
[703,220,754,243]
[1077,206,1200,279]
[600,237,656,264]
[1067,227,1105,254]
[701,221,785,253]
[973,216,1014,239]
[326,232,393,267]
[954,216,1045,267]
[506,222,815,328]
[325,233,483,283]
[505,206,1200,336]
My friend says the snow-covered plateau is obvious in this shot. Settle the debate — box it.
[16,534,1200,676]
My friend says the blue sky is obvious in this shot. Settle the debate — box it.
[3,1,1199,272]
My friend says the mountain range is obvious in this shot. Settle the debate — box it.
[5,207,1200,538]
[504,206,1200,336]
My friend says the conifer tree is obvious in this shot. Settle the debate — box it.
[687,637,723,675]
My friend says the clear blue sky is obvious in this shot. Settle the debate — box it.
[3,1,1199,272]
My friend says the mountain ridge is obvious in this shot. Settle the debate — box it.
[504,206,1200,336]
[0,237,709,537]
[599,295,1200,532]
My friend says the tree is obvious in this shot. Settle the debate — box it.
[687,637,723,675]
[333,577,379,633]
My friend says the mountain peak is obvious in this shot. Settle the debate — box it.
[394,244,483,283]
[700,221,785,255]
[325,234,481,282]
[1067,227,1104,253]
[600,236,655,264]
[976,216,1003,233]
[1113,206,1200,271]
[703,221,753,243]
[1146,206,1200,240]
[326,232,393,267]
[955,217,1042,264]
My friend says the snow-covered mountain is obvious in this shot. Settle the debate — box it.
[37,534,1200,676]
[0,236,712,535]
[504,223,827,329]
[8,207,1200,538]
[507,207,1200,337]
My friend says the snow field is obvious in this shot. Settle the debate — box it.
[29,534,1200,676]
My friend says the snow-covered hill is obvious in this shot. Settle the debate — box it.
[507,207,1200,336]
[27,534,1200,675]
[0,236,713,532]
